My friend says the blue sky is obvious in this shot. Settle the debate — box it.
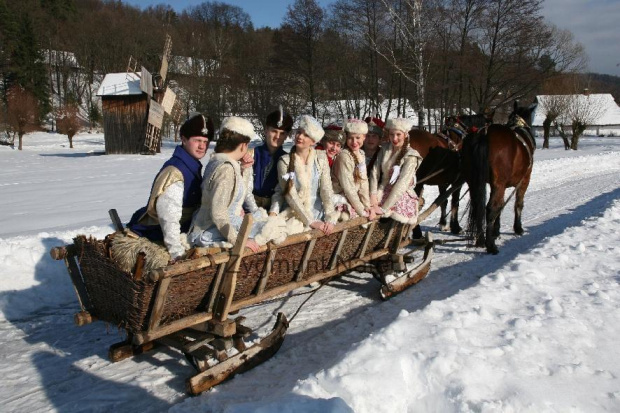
[122,0,619,77]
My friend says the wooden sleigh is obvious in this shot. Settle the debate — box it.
[49,190,459,394]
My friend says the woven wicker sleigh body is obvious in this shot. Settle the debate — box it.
[51,214,433,394]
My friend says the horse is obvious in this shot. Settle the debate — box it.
[409,113,492,234]
[461,101,537,254]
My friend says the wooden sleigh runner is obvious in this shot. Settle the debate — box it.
[49,188,457,394]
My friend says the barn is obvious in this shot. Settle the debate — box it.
[97,72,153,154]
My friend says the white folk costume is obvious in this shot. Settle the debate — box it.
[331,119,372,221]
[188,117,288,249]
[332,149,371,220]
[370,118,423,224]
[277,115,338,229]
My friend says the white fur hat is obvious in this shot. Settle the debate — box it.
[385,117,414,133]
[344,118,369,135]
[220,116,255,139]
[297,115,324,143]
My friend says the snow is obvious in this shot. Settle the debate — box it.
[533,94,620,127]
[96,72,143,96]
[1,132,619,412]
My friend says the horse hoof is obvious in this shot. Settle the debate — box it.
[487,246,499,255]
[514,227,524,236]
[450,226,462,235]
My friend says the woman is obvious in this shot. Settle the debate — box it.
[363,116,384,168]
[370,118,423,224]
[277,115,338,235]
[332,119,375,221]
[188,116,287,252]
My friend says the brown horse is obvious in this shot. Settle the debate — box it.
[461,102,537,254]
[409,113,492,233]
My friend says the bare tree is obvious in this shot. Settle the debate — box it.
[566,93,606,149]
[6,86,39,150]
[56,103,81,148]
[538,94,570,148]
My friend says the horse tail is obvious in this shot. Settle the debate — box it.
[464,130,489,246]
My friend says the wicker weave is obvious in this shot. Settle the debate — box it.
[233,252,267,301]
[265,242,306,290]
[74,236,155,333]
[159,266,217,325]
[337,227,368,263]
[301,232,340,278]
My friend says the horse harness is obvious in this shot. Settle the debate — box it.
[507,114,535,171]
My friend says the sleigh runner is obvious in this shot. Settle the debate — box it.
[51,209,435,394]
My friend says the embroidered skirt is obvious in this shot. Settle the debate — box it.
[380,185,419,224]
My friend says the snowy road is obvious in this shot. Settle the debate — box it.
[0,134,619,412]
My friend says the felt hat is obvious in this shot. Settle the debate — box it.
[297,115,325,143]
[385,117,414,133]
[265,106,294,132]
[323,124,346,146]
[180,112,215,140]
[219,116,256,140]
[364,116,385,136]
[344,118,368,135]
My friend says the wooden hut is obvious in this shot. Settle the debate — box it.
[97,72,150,154]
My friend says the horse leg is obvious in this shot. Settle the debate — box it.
[513,176,531,235]
[449,185,462,234]
[438,184,449,231]
[485,185,505,254]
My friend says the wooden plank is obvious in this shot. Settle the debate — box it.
[213,215,253,321]
[295,239,316,281]
[147,277,171,331]
[64,245,92,311]
[383,220,397,249]
[230,248,388,312]
[207,263,226,313]
[133,311,214,345]
[256,248,277,296]
[358,221,376,258]
[329,229,348,270]
[147,252,229,282]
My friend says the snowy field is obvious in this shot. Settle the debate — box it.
[0,132,619,412]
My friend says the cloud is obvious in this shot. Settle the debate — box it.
[541,0,620,76]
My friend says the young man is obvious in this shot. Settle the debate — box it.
[127,113,214,259]
[250,107,294,213]
[364,116,385,167]
[315,124,344,168]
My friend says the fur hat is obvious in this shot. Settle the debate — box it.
[365,116,385,136]
[180,112,214,140]
[385,117,414,133]
[220,116,256,139]
[265,106,294,132]
[297,115,324,143]
[344,118,368,135]
[323,124,345,146]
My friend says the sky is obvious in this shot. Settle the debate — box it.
[122,0,619,77]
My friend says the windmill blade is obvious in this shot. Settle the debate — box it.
[140,66,153,97]
[161,87,176,115]
[160,34,172,83]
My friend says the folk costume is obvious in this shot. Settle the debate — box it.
[127,113,213,259]
[315,124,345,168]
[332,119,372,220]
[249,108,293,211]
[277,115,338,228]
[370,118,423,224]
[188,117,288,249]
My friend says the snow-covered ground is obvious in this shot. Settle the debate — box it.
[1,132,619,412]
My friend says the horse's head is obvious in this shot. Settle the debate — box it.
[510,101,537,127]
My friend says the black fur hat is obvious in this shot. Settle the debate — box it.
[180,112,215,140]
[265,106,294,132]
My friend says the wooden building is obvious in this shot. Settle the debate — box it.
[97,72,150,154]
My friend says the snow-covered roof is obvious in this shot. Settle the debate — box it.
[533,94,620,126]
[96,73,143,96]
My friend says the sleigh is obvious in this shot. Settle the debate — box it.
[51,208,439,395]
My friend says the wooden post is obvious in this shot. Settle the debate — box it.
[213,214,253,323]
[256,247,277,295]
[329,229,348,270]
[358,221,376,258]
[295,239,316,281]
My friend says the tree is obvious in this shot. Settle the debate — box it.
[56,102,81,148]
[6,85,39,150]
[280,0,326,117]
[566,93,606,150]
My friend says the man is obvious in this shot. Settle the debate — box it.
[127,113,214,259]
[250,107,294,213]
[316,124,344,168]
[363,116,385,167]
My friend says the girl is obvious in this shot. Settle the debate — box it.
[277,115,338,235]
[332,119,375,221]
[188,117,287,252]
[370,118,423,224]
